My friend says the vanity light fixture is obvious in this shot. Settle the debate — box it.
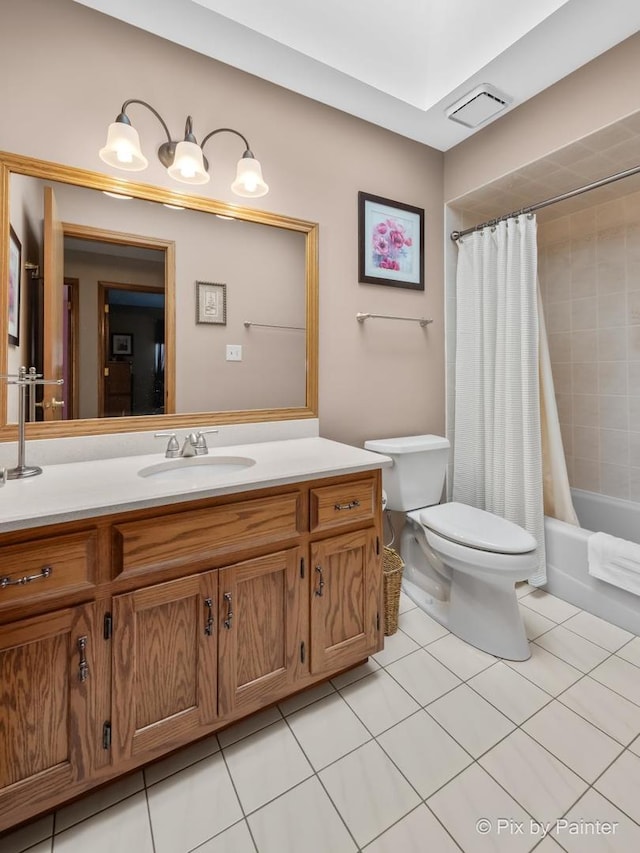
[102,191,133,200]
[99,99,269,198]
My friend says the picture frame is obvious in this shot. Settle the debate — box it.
[196,281,227,325]
[358,192,424,290]
[8,225,21,345]
[111,332,133,357]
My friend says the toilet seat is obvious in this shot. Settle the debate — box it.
[420,526,539,578]
[417,502,536,554]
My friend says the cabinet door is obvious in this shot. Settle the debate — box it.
[218,548,305,717]
[0,605,95,832]
[111,571,218,764]
[310,529,381,674]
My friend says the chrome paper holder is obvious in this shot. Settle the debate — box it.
[0,367,64,479]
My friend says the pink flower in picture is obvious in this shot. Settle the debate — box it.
[370,212,414,274]
[389,230,405,250]
[373,234,390,255]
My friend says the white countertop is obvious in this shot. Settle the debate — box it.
[0,437,391,533]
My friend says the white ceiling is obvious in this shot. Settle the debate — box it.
[74,0,640,151]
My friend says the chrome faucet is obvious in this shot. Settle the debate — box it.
[155,429,219,458]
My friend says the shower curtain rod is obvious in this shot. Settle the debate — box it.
[450,162,640,241]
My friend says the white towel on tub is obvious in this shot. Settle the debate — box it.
[588,532,640,597]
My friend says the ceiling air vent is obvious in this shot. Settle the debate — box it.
[446,84,511,128]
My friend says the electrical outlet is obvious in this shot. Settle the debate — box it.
[226,344,242,361]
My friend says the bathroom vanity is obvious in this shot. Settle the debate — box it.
[0,438,385,833]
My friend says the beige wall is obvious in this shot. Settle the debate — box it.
[444,32,640,203]
[1,0,445,447]
[538,193,640,501]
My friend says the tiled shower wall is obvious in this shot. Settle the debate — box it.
[538,191,640,501]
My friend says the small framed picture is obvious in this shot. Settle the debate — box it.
[358,192,424,290]
[196,281,227,325]
[111,332,133,356]
[8,225,22,346]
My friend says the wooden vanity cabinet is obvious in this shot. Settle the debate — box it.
[0,470,383,835]
[309,528,381,675]
[111,570,219,765]
[0,603,98,823]
[110,547,307,768]
[217,547,307,717]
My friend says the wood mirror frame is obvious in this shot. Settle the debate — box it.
[0,151,318,441]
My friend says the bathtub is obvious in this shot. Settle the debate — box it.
[544,488,640,635]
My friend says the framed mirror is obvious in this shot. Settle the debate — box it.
[0,151,318,441]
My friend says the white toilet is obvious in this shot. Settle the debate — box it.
[364,435,537,661]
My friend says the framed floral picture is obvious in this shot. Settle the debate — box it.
[358,192,424,290]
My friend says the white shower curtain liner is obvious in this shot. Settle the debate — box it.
[453,214,546,585]
[538,285,579,527]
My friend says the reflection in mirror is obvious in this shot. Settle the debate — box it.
[2,153,318,439]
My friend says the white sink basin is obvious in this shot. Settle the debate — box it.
[138,455,256,483]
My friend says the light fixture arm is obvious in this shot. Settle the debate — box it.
[118,99,173,145]
[200,127,253,157]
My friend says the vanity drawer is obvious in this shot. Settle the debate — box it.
[113,491,303,577]
[0,531,98,610]
[310,478,376,533]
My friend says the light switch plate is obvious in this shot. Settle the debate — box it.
[226,344,242,361]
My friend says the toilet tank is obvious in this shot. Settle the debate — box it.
[364,435,450,511]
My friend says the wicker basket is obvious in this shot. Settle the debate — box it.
[382,546,404,636]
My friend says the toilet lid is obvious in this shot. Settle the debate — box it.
[418,502,537,554]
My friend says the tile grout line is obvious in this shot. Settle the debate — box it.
[143,784,157,853]
[279,711,368,852]
[185,817,254,853]
[215,746,260,853]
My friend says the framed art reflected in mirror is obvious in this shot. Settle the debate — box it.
[196,281,226,325]
[8,225,21,346]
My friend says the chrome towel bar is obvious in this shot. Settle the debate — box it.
[356,312,432,327]
[243,321,305,330]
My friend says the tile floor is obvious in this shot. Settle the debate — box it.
[2,586,640,853]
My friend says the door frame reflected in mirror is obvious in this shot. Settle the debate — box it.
[0,151,318,442]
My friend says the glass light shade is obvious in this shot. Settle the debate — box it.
[231,157,269,198]
[99,122,148,171]
[167,140,210,185]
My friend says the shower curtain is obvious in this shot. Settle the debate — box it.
[538,287,579,527]
[452,214,546,585]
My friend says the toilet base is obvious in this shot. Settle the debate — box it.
[402,571,531,661]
